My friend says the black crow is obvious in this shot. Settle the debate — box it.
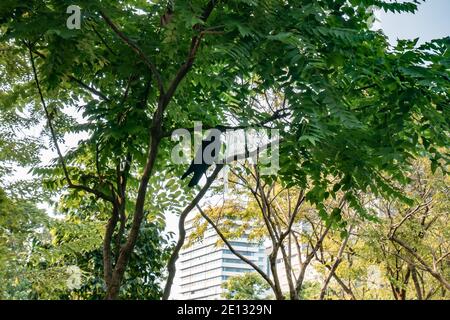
[181,130,221,187]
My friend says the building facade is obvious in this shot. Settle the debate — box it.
[178,216,267,300]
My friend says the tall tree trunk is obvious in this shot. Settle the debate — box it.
[105,134,162,300]
[410,265,423,300]
[103,204,119,292]
[100,2,217,299]
[280,244,297,300]
[269,253,285,300]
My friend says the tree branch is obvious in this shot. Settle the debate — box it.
[68,75,111,102]
[162,108,289,138]
[390,236,450,291]
[162,164,224,299]
[104,202,119,287]
[161,0,219,113]
[27,44,114,203]
[99,10,165,95]
[319,228,352,300]
[196,204,275,290]
[90,23,118,56]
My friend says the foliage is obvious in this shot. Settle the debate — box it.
[0,187,172,299]
[221,273,271,300]
[361,160,450,300]
[312,160,450,300]
[26,210,173,299]
[0,188,49,299]
[0,0,448,298]
[193,160,449,300]
[55,218,173,300]
[298,281,321,300]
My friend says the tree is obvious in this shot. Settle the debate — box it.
[46,218,172,300]
[311,160,449,300]
[192,162,356,300]
[364,160,450,299]
[23,192,173,300]
[222,273,270,300]
[193,159,450,300]
[1,203,173,300]
[1,0,448,299]
[0,188,49,299]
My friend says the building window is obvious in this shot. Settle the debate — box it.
[223,267,253,273]
[223,249,256,256]
[223,258,247,264]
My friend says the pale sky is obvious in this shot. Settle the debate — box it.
[379,0,450,44]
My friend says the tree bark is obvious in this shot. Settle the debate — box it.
[105,132,161,300]
[268,253,285,300]
[390,236,450,291]
[410,265,423,300]
[102,1,221,299]
[162,165,224,300]
[319,229,351,300]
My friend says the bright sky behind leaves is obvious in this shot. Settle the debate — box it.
[379,0,450,44]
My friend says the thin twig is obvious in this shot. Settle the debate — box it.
[27,44,114,203]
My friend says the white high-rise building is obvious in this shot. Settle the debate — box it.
[178,216,267,300]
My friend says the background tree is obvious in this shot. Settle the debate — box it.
[221,273,270,300]
[308,160,449,300]
[0,188,49,299]
[363,160,450,299]
[192,159,449,300]
[191,162,355,300]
